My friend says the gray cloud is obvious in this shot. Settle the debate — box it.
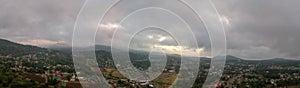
[215,0,300,59]
[0,0,299,59]
[0,0,83,46]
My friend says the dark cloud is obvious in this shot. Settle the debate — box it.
[0,0,299,59]
[215,0,300,59]
[0,0,83,45]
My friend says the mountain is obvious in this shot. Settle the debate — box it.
[0,39,76,68]
[49,44,151,56]
[224,56,300,65]
[0,39,70,61]
[48,45,113,53]
[265,58,292,62]
[258,58,300,65]
[1,38,299,66]
[45,44,72,53]
[226,55,243,61]
[95,45,112,52]
[0,39,50,57]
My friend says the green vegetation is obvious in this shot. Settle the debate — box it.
[0,65,39,88]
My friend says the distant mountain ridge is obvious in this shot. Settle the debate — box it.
[0,39,49,56]
[0,39,70,59]
[0,39,299,65]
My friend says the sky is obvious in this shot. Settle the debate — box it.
[0,0,299,59]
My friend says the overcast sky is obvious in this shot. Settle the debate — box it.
[0,0,299,59]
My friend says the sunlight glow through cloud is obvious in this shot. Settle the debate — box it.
[99,23,122,29]
[147,35,154,39]
[220,15,230,26]
[152,44,211,57]
[158,36,167,42]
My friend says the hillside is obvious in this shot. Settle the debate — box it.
[0,39,72,65]
[0,39,50,57]
[1,38,299,67]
